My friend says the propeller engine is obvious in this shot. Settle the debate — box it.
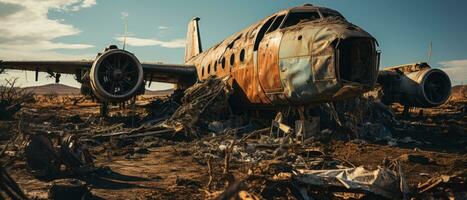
[378,62,451,108]
[89,48,144,103]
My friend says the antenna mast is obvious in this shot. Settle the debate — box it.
[123,18,128,50]
[427,41,432,64]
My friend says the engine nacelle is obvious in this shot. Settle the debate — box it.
[378,62,451,108]
[89,48,144,103]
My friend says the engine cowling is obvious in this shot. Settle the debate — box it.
[89,49,144,103]
[378,62,451,108]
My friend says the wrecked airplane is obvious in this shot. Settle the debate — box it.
[0,3,463,200]
[0,4,451,113]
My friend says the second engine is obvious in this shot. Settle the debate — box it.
[378,62,451,108]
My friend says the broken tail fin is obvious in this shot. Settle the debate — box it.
[185,17,202,63]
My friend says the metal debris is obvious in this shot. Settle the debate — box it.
[24,133,94,179]
[163,76,232,136]
[297,166,402,199]
[0,166,28,200]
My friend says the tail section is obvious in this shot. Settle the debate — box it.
[185,17,202,63]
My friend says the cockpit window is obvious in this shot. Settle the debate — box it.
[282,12,321,28]
[321,11,345,19]
[266,15,285,33]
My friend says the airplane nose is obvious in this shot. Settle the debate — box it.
[278,23,378,105]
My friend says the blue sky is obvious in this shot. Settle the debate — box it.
[0,0,466,89]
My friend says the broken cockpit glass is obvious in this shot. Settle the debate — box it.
[282,11,321,28]
[319,8,346,19]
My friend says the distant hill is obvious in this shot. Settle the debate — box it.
[450,85,466,101]
[23,84,80,95]
[144,89,173,96]
[22,83,174,96]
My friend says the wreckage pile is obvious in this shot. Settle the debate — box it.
[91,77,237,142]
[318,95,397,142]
[164,77,234,137]
[0,78,466,199]
[192,133,408,199]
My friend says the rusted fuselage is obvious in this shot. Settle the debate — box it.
[185,5,379,108]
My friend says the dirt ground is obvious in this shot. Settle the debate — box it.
[0,92,466,199]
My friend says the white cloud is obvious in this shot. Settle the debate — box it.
[80,0,96,8]
[115,36,185,48]
[2,41,93,50]
[156,26,172,37]
[62,0,97,11]
[0,0,95,60]
[438,59,467,85]
[121,11,129,20]
[158,26,169,30]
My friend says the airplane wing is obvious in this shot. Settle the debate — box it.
[141,62,197,86]
[0,60,93,74]
[0,48,200,103]
[0,60,198,85]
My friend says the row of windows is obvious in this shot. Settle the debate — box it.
[200,48,246,77]
[254,10,344,50]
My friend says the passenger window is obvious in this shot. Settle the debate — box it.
[230,54,235,67]
[240,49,245,63]
[221,57,226,69]
[283,12,320,28]
[214,61,218,72]
[266,15,285,33]
[207,64,211,74]
[201,66,205,77]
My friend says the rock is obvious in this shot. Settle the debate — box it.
[399,136,423,145]
[66,115,82,123]
[208,121,225,133]
[48,179,89,200]
[134,147,150,154]
[387,137,398,146]
[357,122,392,141]
[398,154,432,165]
[399,136,415,143]
[24,134,61,179]
[175,177,202,188]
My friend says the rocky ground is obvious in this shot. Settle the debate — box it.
[0,82,465,200]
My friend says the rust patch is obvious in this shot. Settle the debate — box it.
[257,31,284,94]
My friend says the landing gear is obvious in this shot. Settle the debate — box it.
[402,105,410,119]
[100,102,109,118]
[172,89,184,104]
[269,106,320,143]
[130,96,136,128]
[295,106,320,143]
